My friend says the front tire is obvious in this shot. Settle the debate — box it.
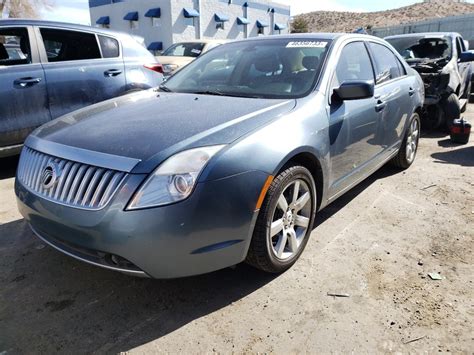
[246,165,316,273]
[391,113,420,169]
[442,93,461,127]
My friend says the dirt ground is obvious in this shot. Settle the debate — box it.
[0,107,473,354]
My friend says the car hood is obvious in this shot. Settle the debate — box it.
[31,90,296,173]
[156,56,194,67]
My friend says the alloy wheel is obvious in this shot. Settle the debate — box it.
[406,118,419,163]
[269,179,312,260]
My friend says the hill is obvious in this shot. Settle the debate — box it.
[295,1,474,33]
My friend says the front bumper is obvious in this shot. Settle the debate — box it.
[16,170,267,279]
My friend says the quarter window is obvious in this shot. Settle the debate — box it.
[368,42,402,84]
[332,41,374,89]
[99,35,120,58]
[40,28,101,62]
[0,27,31,66]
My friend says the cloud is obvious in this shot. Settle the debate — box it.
[41,3,90,25]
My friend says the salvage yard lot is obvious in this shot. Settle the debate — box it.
[0,109,473,353]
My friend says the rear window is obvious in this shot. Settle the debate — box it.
[0,27,31,66]
[368,42,403,84]
[162,42,205,57]
[99,35,120,58]
[40,28,101,62]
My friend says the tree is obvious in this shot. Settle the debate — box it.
[291,17,309,34]
[1,0,54,19]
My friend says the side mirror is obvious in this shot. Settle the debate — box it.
[459,50,474,63]
[334,80,374,101]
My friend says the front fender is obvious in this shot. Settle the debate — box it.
[202,93,331,204]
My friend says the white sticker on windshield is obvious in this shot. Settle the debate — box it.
[286,41,328,48]
[191,49,202,54]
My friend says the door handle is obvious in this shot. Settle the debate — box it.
[375,100,386,112]
[14,77,41,88]
[104,69,122,77]
[408,87,415,97]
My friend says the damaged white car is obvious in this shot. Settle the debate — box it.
[386,32,474,129]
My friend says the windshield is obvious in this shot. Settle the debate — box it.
[162,42,205,57]
[162,38,331,99]
[386,36,452,61]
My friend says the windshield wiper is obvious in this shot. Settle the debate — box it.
[158,84,173,92]
[191,90,227,96]
[190,90,264,99]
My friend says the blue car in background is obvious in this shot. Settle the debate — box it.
[15,34,424,279]
[0,20,164,157]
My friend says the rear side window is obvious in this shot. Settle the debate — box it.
[99,35,120,58]
[368,42,402,84]
[0,27,31,66]
[40,28,101,62]
[332,41,374,89]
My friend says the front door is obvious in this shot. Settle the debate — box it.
[0,26,50,149]
[328,41,379,191]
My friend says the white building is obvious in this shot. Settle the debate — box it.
[89,0,291,53]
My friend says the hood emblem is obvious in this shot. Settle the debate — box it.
[41,162,61,190]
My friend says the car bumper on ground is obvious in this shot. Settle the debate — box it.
[15,170,268,279]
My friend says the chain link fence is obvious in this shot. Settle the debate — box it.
[372,13,474,47]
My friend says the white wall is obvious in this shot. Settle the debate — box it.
[90,0,290,52]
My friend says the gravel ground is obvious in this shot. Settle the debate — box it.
[0,107,473,354]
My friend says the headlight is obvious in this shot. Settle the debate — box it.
[127,145,225,209]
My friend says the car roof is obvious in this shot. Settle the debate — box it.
[0,18,127,38]
[385,32,461,39]
[226,33,384,44]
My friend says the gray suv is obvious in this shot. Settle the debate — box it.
[0,20,164,157]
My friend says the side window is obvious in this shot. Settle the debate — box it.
[40,28,101,62]
[368,42,402,84]
[396,58,407,76]
[456,37,465,55]
[99,35,119,58]
[0,27,31,66]
[332,41,374,89]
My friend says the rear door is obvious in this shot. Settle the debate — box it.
[367,41,412,151]
[36,27,126,119]
[0,26,50,150]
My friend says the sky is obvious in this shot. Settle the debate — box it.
[41,0,472,25]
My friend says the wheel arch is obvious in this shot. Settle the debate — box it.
[274,149,325,212]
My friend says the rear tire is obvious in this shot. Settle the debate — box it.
[391,113,420,169]
[442,93,461,127]
[246,165,316,273]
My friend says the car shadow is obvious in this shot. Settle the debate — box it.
[420,129,448,139]
[0,218,278,353]
[431,146,474,167]
[0,164,401,353]
[315,164,401,226]
[0,155,19,180]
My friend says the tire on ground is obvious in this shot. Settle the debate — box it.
[391,113,421,169]
[442,93,461,127]
[246,165,316,273]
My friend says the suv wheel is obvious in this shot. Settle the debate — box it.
[246,165,316,273]
[442,93,461,127]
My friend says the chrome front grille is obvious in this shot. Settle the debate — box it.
[17,146,126,209]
